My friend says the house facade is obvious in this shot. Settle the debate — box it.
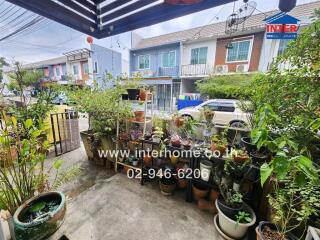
[130,42,181,111]
[23,44,122,88]
[130,1,319,102]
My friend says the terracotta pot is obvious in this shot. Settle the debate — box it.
[198,199,217,214]
[123,165,130,174]
[143,155,152,165]
[139,89,149,101]
[233,155,250,163]
[170,135,181,147]
[134,111,145,122]
[192,183,209,201]
[174,117,184,128]
[175,176,188,189]
[119,132,129,141]
[210,144,226,157]
[209,189,220,202]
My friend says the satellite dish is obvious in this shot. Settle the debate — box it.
[236,1,257,24]
[225,13,239,34]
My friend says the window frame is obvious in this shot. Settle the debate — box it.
[190,47,208,65]
[55,67,60,77]
[72,64,79,75]
[225,38,253,63]
[161,51,176,68]
[138,54,151,70]
[93,61,99,74]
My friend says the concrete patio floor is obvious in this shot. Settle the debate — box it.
[47,145,223,240]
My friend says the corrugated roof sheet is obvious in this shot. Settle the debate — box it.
[23,56,67,69]
[133,1,320,49]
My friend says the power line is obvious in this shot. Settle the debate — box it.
[0,16,43,42]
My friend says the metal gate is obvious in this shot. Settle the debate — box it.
[50,110,80,156]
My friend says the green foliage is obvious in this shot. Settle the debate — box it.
[64,84,133,135]
[219,184,243,208]
[236,211,252,224]
[196,74,254,99]
[269,181,320,236]
[0,115,80,214]
[247,11,320,156]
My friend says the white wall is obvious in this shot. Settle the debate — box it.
[181,39,217,66]
[258,33,280,72]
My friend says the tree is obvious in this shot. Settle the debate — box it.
[248,9,320,156]
[196,74,254,99]
[7,62,43,104]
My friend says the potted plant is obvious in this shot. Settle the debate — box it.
[241,137,257,154]
[211,134,228,157]
[175,162,188,189]
[174,115,185,128]
[134,111,145,122]
[203,108,215,123]
[192,182,209,201]
[232,149,250,163]
[181,139,192,150]
[0,116,79,240]
[217,185,244,219]
[170,134,181,147]
[13,192,66,240]
[159,164,176,196]
[216,201,256,239]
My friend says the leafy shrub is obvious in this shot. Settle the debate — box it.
[196,74,254,99]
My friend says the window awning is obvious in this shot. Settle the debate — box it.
[6,0,234,39]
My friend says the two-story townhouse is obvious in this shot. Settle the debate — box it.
[130,42,181,111]
[22,43,123,88]
[131,1,319,96]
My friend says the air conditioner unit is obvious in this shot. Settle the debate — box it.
[236,64,249,73]
[215,65,228,74]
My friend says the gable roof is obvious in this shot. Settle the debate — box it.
[264,12,300,24]
[133,1,320,50]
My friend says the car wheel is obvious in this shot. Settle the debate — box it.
[229,121,247,145]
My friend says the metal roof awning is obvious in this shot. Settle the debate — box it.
[5,0,234,39]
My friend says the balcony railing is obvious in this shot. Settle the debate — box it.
[181,64,214,77]
[158,66,179,77]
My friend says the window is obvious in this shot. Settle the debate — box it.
[138,55,150,69]
[277,39,291,56]
[73,65,79,75]
[191,47,208,64]
[93,61,98,73]
[161,51,176,67]
[83,62,89,74]
[203,102,235,112]
[55,67,60,76]
[227,40,251,62]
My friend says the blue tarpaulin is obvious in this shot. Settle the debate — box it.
[177,99,203,110]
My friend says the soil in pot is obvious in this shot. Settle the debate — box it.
[241,137,257,154]
[134,111,145,122]
[13,192,66,240]
[127,89,140,100]
[192,182,209,201]
[159,178,176,196]
[257,221,297,240]
[250,150,271,165]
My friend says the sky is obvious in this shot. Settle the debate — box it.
[0,0,317,64]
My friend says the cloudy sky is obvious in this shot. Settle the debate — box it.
[0,0,317,63]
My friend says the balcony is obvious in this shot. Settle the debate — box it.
[158,66,179,77]
[181,64,214,77]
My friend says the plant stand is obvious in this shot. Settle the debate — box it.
[114,93,154,185]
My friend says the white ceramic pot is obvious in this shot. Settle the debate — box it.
[200,160,213,182]
[132,159,139,167]
[215,199,256,239]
